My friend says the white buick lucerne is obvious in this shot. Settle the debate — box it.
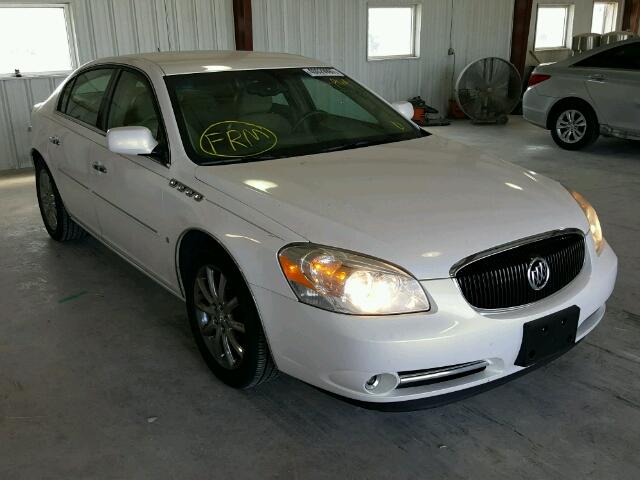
[31,52,617,408]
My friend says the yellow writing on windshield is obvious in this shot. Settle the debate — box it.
[390,121,406,131]
[329,77,349,88]
[199,121,278,158]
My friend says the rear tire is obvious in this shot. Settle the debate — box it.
[550,102,599,150]
[185,250,278,389]
[34,159,87,241]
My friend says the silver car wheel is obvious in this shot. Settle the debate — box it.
[556,109,587,144]
[193,265,245,370]
[39,169,58,230]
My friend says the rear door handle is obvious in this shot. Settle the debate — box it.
[92,162,108,174]
[48,135,61,146]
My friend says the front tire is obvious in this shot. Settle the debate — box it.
[550,103,599,150]
[185,251,278,389]
[35,160,87,241]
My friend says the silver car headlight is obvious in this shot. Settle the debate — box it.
[278,244,430,315]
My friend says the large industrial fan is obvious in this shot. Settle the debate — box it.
[455,57,522,124]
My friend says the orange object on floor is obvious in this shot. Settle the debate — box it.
[448,99,467,119]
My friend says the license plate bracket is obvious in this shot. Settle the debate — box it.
[515,305,580,367]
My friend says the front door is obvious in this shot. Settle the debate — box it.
[90,68,175,285]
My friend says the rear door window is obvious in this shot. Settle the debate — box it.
[63,68,114,128]
[575,43,640,70]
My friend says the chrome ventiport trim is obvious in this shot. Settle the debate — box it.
[449,228,586,277]
[169,179,204,202]
[398,360,489,387]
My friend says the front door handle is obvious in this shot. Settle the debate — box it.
[92,162,108,174]
[48,135,61,146]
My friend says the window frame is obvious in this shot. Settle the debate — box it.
[533,4,573,51]
[0,3,78,76]
[55,63,171,167]
[366,3,421,61]
[591,1,619,35]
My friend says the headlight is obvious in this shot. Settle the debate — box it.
[278,244,430,315]
[568,189,604,254]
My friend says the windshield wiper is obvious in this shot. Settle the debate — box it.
[321,138,399,154]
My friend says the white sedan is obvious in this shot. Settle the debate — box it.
[523,38,640,150]
[31,52,617,408]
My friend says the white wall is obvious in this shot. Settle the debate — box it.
[252,0,514,113]
[0,0,235,171]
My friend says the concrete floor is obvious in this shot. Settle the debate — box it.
[1,116,639,479]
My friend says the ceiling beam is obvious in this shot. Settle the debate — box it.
[622,0,640,34]
[233,0,253,51]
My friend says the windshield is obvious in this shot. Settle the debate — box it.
[165,68,423,165]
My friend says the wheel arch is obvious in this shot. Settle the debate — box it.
[546,97,598,130]
[175,227,279,367]
[31,148,46,167]
[176,228,241,297]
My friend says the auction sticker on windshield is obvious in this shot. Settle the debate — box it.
[303,67,344,77]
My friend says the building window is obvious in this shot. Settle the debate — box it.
[534,5,572,50]
[591,2,618,34]
[367,5,420,60]
[0,6,74,75]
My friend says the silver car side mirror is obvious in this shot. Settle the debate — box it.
[107,126,158,156]
[391,101,415,121]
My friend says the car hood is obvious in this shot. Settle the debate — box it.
[195,135,588,280]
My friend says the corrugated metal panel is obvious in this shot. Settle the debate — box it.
[252,0,514,112]
[0,75,67,170]
[0,0,235,171]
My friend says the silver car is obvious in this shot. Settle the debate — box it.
[523,38,640,150]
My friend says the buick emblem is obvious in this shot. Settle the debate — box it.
[527,257,550,291]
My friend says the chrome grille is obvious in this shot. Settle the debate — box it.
[454,231,586,309]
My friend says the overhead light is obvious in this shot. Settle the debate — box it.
[203,65,232,72]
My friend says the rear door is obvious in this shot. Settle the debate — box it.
[50,67,117,233]
[89,67,174,284]
[575,42,640,134]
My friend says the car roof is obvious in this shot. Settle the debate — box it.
[88,50,331,76]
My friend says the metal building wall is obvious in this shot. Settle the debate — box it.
[252,0,514,112]
[0,0,235,171]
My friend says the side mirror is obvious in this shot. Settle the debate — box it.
[107,126,158,156]
[391,101,415,121]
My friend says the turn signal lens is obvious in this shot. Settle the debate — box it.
[278,245,430,315]
[568,189,604,255]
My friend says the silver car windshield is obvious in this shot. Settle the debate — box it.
[165,68,423,165]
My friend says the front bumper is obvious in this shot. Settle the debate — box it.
[253,240,617,405]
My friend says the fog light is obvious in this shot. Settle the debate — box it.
[365,375,379,391]
[363,373,398,394]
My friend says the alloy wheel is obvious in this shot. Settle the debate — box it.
[193,265,246,370]
[556,109,587,144]
[39,169,58,230]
